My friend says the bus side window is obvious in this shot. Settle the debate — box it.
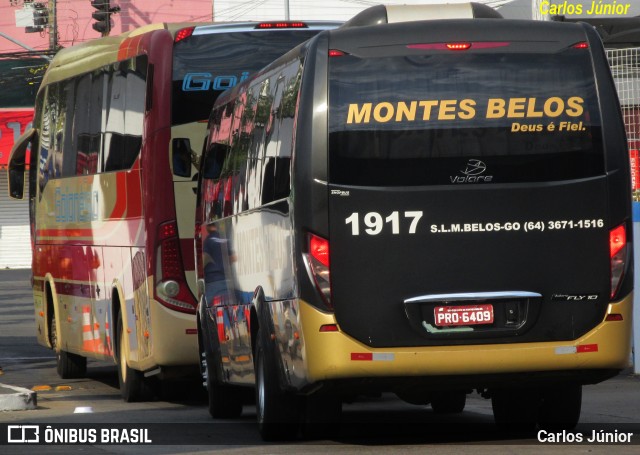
[272,60,302,200]
[121,58,145,169]
[85,70,104,175]
[102,56,147,172]
[37,86,54,195]
[262,74,285,205]
[103,62,126,172]
[60,79,76,177]
[258,59,302,204]
[247,78,272,209]
[46,83,66,179]
[28,130,39,231]
[202,142,230,222]
[234,88,257,213]
[201,139,229,194]
[73,73,94,175]
[210,103,235,219]
[104,57,146,172]
[245,83,264,211]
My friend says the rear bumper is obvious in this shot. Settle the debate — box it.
[299,293,632,386]
[141,299,199,368]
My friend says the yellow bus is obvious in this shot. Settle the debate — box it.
[7,20,339,401]
[195,6,633,440]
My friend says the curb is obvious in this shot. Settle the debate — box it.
[0,383,37,411]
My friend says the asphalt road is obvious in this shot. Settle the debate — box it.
[1,268,639,454]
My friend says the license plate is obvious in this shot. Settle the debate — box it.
[434,304,494,327]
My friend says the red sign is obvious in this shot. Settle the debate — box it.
[0,108,34,168]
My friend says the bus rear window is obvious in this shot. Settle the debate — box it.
[328,50,604,186]
[172,30,318,126]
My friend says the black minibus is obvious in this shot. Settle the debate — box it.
[195,12,633,440]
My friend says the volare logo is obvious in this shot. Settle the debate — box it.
[461,159,487,176]
[7,425,40,443]
[450,159,493,184]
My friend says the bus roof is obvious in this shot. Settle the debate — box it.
[41,20,340,89]
[343,2,502,27]
[41,22,200,87]
[327,18,592,54]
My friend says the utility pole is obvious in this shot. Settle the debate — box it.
[48,0,57,51]
[21,1,58,51]
[284,0,290,20]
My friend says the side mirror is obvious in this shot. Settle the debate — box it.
[172,138,193,178]
[8,128,35,200]
[9,166,25,199]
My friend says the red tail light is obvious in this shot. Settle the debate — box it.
[446,42,472,51]
[610,224,627,300]
[159,221,177,240]
[255,21,308,29]
[310,234,330,267]
[161,237,182,279]
[407,42,509,51]
[175,27,195,43]
[329,49,347,57]
[573,42,589,49]
[319,324,339,332]
[156,221,197,313]
[306,233,332,307]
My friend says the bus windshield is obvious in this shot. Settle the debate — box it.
[328,49,604,186]
[172,30,319,126]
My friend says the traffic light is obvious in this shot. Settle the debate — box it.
[32,2,48,29]
[91,0,120,35]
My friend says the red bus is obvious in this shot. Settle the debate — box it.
[7,21,339,401]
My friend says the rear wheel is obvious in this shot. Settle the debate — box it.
[538,385,582,431]
[300,394,341,440]
[51,309,86,379]
[431,391,467,414]
[491,389,539,434]
[117,313,154,402]
[202,350,243,418]
[255,327,299,441]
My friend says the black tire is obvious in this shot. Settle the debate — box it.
[538,385,582,431]
[116,313,154,402]
[491,389,539,434]
[431,391,467,414]
[255,327,299,441]
[202,350,243,418]
[51,310,86,379]
[300,394,341,440]
[57,350,87,379]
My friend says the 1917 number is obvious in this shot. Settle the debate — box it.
[345,211,423,236]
